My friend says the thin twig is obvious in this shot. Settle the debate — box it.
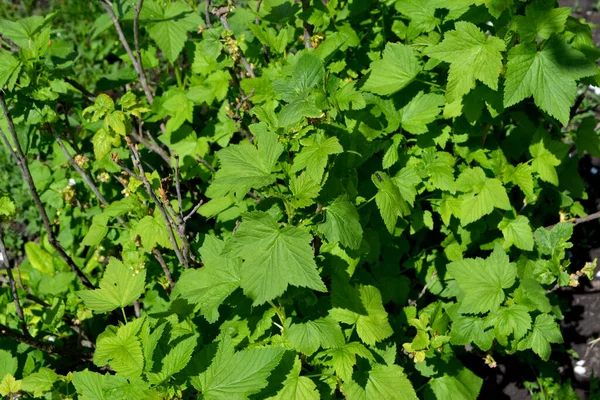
[153,248,175,289]
[545,211,600,230]
[184,200,203,222]
[130,129,171,165]
[0,230,28,336]
[0,95,93,289]
[0,322,91,357]
[99,0,154,104]
[301,0,313,49]
[127,138,188,267]
[51,127,109,205]
[64,78,96,101]
[205,0,213,28]
[214,7,256,78]
[174,156,184,222]
[408,272,437,307]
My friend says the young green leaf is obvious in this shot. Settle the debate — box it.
[77,257,146,313]
[318,197,363,250]
[517,314,563,361]
[504,36,598,125]
[447,244,517,314]
[291,133,343,183]
[363,43,421,96]
[426,21,506,101]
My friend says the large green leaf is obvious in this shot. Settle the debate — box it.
[222,212,326,305]
[363,42,421,95]
[447,244,517,314]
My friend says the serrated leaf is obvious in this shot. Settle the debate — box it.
[399,92,444,134]
[457,167,511,226]
[504,36,598,125]
[21,368,57,397]
[0,350,17,380]
[147,333,199,384]
[330,285,393,345]
[499,215,534,251]
[447,244,517,314]
[373,172,410,233]
[132,214,173,251]
[315,342,372,381]
[485,305,532,341]
[77,257,146,313]
[292,133,343,183]
[94,319,144,377]
[174,236,241,322]
[196,336,284,399]
[517,314,563,361]
[285,317,345,355]
[222,212,326,305]
[318,197,363,250]
[0,52,21,91]
[514,1,570,42]
[0,374,21,397]
[343,365,418,400]
[426,366,483,400]
[426,21,505,101]
[207,131,283,198]
[529,133,561,185]
[144,0,201,62]
[450,314,494,351]
[266,357,318,400]
[534,222,573,258]
[363,42,421,95]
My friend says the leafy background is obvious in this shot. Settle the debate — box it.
[2,0,600,399]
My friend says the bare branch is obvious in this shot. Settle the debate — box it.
[153,249,175,289]
[129,129,171,165]
[127,138,189,267]
[99,0,154,104]
[408,272,437,307]
[300,0,313,49]
[0,230,28,336]
[205,0,213,28]
[174,156,184,222]
[545,211,600,230]
[0,94,94,289]
[184,200,204,222]
[214,8,256,78]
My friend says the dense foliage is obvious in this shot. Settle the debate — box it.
[1,0,600,398]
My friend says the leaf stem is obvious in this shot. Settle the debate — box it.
[357,195,376,210]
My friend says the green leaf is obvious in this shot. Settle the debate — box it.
[0,350,17,380]
[318,197,363,250]
[0,374,21,397]
[0,52,21,91]
[266,357,319,400]
[132,214,173,251]
[173,236,242,322]
[144,0,201,63]
[485,305,532,341]
[373,172,410,233]
[292,133,343,183]
[529,133,561,185]
[517,314,563,361]
[147,333,199,384]
[77,257,146,313]
[222,212,326,305]
[426,21,505,101]
[94,319,145,377]
[196,336,284,399]
[426,366,483,400]
[0,196,16,218]
[0,16,44,47]
[207,131,283,198]
[534,222,573,258]
[285,317,345,355]
[399,92,444,134]
[450,314,494,351]
[21,368,57,397]
[315,342,372,381]
[575,117,600,158]
[343,365,417,400]
[330,285,393,346]
[447,244,517,314]
[499,215,534,251]
[504,36,598,125]
[456,167,511,226]
[509,163,534,199]
[514,1,571,42]
[363,42,421,96]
